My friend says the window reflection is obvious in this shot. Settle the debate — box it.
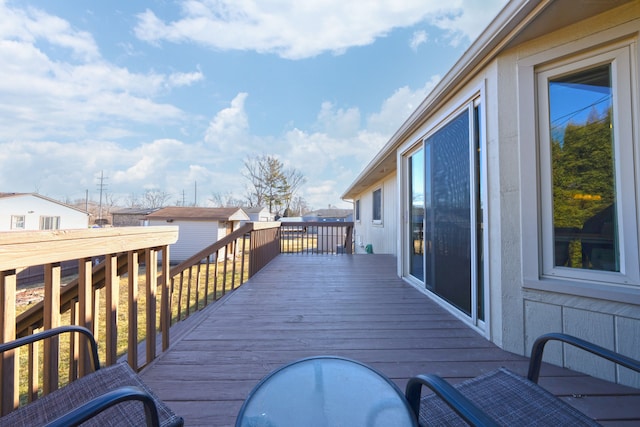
[409,149,424,280]
[549,64,619,271]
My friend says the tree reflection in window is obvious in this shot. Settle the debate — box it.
[549,64,619,271]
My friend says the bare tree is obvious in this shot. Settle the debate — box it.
[125,193,141,208]
[210,191,245,207]
[288,196,311,217]
[142,190,171,208]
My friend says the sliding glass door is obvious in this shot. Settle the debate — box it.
[404,102,484,323]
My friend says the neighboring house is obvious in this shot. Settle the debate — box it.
[112,207,160,227]
[342,0,640,387]
[303,209,353,222]
[242,207,275,224]
[145,207,250,262]
[0,192,89,231]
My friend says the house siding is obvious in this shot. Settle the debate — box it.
[352,174,397,255]
[148,220,219,262]
[0,194,88,231]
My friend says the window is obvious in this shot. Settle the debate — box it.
[355,199,360,221]
[530,42,638,288]
[372,188,382,224]
[11,215,25,230]
[40,216,60,230]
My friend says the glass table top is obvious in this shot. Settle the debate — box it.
[236,356,417,427]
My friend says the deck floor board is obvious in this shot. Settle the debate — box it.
[140,254,640,426]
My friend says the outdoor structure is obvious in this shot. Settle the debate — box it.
[342,0,640,387]
[145,207,250,262]
[241,206,275,224]
[0,192,89,231]
[111,207,160,227]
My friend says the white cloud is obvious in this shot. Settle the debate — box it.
[168,70,205,88]
[430,1,508,46]
[410,30,428,51]
[134,0,506,60]
[315,102,361,138]
[0,2,199,141]
[0,2,99,61]
[367,75,440,135]
[204,92,251,151]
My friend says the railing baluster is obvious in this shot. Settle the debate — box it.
[214,251,219,300]
[78,258,93,377]
[43,263,61,394]
[240,234,247,284]
[204,255,211,306]
[145,248,158,366]
[160,245,170,352]
[186,266,192,318]
[222,246,228,296]
[105,254,119,366]
[195,261,201,310]
[69,298,79,381]
[27,325,38,403]
[128,250,139,369]
[170,276,176,326]
[231,240,237,291]
[177,271,184,321]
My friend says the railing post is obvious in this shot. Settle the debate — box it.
[0,269,17,415]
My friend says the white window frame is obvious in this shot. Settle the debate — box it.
[520,35,639,299]
[355,199,360,222]
[40,216,60,230]
[372,188,383,225]
[11,215,25,230]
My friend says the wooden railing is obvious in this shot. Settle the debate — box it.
[279,221,353,254]
[0,221,353,414]
[0,227,178,414]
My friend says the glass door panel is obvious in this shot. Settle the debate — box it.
[409,148,425,280]
[424,110,472,315]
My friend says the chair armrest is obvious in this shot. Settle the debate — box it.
[528,332,640,383]
[44,385,160,427]
[405,374,500,427]
[0,325,100,372]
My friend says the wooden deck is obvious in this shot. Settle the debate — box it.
[139,254,640,426]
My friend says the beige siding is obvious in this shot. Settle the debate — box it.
[509,4,640,387]
[352,173,397,255]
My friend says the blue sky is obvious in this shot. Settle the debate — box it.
[0,0,507,210]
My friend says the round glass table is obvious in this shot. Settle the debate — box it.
[235,356,417,427]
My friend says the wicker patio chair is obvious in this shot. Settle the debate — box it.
[405,332,640,426]
[0,325,183,427]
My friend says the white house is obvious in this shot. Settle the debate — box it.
[0,193,89,231]
[145,207,250,262]
[242,207,275,224]
[342,0,639,387]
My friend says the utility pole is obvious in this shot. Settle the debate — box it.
[96,171,107,225]
[194,181,197,206]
